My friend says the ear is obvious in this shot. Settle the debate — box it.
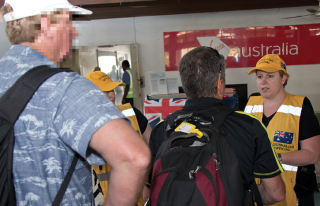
[31,16,50,48]
[216,79,225,100]
[39,16,50,37]
[282,74,288,84]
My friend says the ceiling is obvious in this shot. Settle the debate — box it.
[0,0,319,20]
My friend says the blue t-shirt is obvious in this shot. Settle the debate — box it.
[0,45,126,205]
[122,68,131,85]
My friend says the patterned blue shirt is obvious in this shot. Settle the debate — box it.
[0,45,126,205]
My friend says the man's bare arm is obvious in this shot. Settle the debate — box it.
[259,175,285,205]
[89,119,151,206]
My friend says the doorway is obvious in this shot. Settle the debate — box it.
[77,43,142,111]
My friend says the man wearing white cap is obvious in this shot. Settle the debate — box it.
[0,1,150,206]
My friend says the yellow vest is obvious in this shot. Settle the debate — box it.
[92,103,145,206]
[245,93,304,206]
[124,69,133,98]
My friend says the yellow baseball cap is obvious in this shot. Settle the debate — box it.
[248,54,287,75]
[85,71,125,91]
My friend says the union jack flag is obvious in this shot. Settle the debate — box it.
[274,130,285,138]
[274,130,294,144]
[144,98,187,128]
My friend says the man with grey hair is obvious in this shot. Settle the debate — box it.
[0,0,150,205]
[148,47,285,205]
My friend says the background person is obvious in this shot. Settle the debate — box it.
[121,60,134,106]
[148,47,285,205]
[85,71,152,205]
[94,66,101,71]
[245,54,320,206]
[0,1,150,205]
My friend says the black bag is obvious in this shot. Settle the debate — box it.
[148,105,262,206]
[0,65,78,206]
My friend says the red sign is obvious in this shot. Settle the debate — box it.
[164,24,320,71]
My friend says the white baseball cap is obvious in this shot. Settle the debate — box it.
[3,0,92,22]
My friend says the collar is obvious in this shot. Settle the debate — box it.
[30,46,57,68]
[11,45,57,68]
[182,98,224,111]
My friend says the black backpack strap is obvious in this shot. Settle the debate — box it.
[249,180,263,206]
[209,105,235,132]
[163,113,175,137]
[0,65,69,123]
[207,105,263,206]
[52,153,79,206]
[0,65,73,206]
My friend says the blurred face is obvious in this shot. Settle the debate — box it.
[37,10,78,64]
[103,90,116,104]
[256,70,287,99]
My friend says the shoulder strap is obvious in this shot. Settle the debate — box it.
[163,112,175,135]
[52,153,79,206]
[0,65,73,206]
[249,180,263,206]
[209,105,235,131]
[208,106,263,206]
[0,65,69,123]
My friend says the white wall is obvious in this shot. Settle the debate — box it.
[1,6,320,110]
[0,21,11,56]
[88,6,320,111]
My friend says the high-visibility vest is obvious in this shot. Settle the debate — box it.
[245,93,304,206]
[124,69,133,98]
[92,103,145,206]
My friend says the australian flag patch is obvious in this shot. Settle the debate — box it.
[281,62,286,71]
[274,130,293,144]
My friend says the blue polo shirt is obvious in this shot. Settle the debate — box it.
[0,45,126,205]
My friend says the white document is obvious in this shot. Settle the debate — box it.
[166,78,179,94]
[150,72,168,95]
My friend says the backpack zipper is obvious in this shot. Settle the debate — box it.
[213,153,220,170]
[188,166,201,179]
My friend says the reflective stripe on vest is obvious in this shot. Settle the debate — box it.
[277,105,302,116]
[121,108,135,117]
[282,164,298,172]
[96,170,111,181]
[125,69,133,98]
[244,105,263,114]
[245,104,302,117]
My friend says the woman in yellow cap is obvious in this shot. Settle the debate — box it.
[85,71,152,206]
[245,54,320,206]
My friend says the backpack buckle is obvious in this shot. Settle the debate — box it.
[189,166,201,179]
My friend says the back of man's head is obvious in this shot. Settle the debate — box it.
[179,47,226,99]
[0,3,40,44]
[122,60,130,68]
